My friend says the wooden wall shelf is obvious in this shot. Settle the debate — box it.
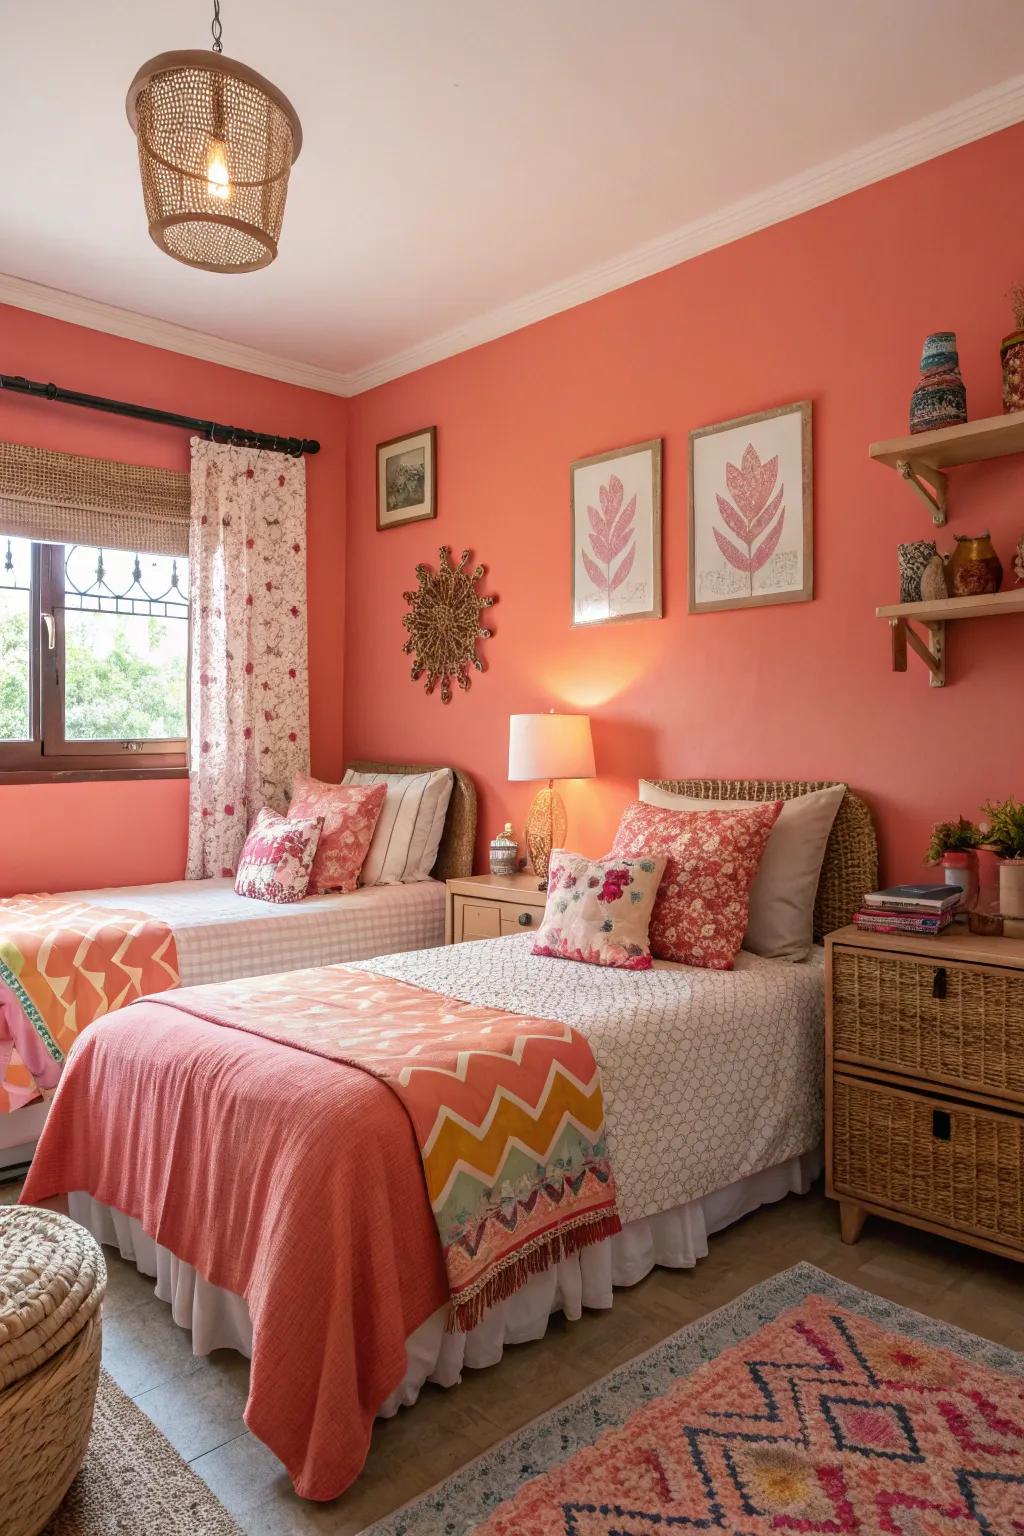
[870,408,1024,525]
[877,589,1024,687]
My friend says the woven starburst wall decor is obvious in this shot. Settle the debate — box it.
[402,546,496,703]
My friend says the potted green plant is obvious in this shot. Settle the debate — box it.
[980,797,1024,919]
[926,816,982,910]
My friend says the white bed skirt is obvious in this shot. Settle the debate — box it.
[69,1148,820,1416]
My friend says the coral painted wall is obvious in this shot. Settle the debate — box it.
[344,123,1024,883]
[0,305,346,896]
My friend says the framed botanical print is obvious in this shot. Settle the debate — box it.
[688,401,812,613]
[570,438,662,626]
[376,426,436,530]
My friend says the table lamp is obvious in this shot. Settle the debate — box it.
[508,711,596,886]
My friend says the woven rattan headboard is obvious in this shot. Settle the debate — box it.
[646,779,878,940]
[344,762,477,880]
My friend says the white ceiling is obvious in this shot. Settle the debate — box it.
[3,0,1024,393]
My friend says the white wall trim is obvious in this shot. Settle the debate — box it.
[3,73,1023,400]
[0,272,351,399]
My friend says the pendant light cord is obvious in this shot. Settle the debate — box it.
[211,0,223,53]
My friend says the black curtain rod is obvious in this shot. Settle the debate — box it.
[0,373,320,457]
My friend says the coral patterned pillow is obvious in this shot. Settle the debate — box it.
[288,776,387,894]
[612,800,783,970]
[234,807,324,904]
[532,850,667,970]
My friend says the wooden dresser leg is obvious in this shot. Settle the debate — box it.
[839,1201,868,1245]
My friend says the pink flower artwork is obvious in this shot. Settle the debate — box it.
[713,444,785,597]
[580,474,637,618]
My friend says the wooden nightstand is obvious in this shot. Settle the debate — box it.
[445,873,548,945]
[825,923,1024,1262]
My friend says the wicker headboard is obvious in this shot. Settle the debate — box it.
[344,762,477,881]
[646,779,878,940]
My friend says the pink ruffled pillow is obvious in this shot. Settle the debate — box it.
[288,775,387,894]
[234,807,324,904]
[611,799,783,970]
[532,850,667,970]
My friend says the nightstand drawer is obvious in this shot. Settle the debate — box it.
[454,896,543,943]
[832,945,1024,1098]
[832,1074,1024,1253]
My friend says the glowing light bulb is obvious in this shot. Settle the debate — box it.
[206,139,230,200]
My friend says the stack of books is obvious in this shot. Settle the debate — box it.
[854,884,961,936]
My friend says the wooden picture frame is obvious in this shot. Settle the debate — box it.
[376,426,437,530]
[570,438,662,627]
[688,401,812,613]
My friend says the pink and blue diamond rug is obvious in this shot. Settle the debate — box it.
[369,1262,1024,1534]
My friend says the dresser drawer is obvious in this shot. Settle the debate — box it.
[454,897,543,942]
[832,946,1024,1098]
[832,1074,1024,1253]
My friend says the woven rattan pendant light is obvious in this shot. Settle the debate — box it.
[126,1,302,273]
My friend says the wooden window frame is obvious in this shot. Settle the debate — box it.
[0,540,189,783]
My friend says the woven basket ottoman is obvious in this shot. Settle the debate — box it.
[0,1206,107,1536]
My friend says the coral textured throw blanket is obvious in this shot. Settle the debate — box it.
[23,963,618,1498]
[0,895,179,1112]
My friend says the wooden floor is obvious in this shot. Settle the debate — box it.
[5,1175,1022,1535]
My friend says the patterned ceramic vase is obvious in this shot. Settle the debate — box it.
[909,332,968,434]
[948,532,1002,596]
[896,540,938,603]
[1000,330,1024,413]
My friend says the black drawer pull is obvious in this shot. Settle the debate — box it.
[932,1109,952,1141]
[932,967,947,1000]
[518,911,533,926]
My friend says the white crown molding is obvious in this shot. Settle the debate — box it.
[3,73,1024,400]
[0,272,352,398]
[344,72,1024,395]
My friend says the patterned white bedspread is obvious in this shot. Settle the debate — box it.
[73,878,446,987]
[352,935,825,1225]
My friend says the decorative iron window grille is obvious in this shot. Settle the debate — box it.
[60,544,189,622]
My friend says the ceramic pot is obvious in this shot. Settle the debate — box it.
[942,850,978,913]
[1000,859,1024,920]
[897,540,938,603]
[948,532,1002,596]
[1001,330,1024,414]
[909,331,968,434]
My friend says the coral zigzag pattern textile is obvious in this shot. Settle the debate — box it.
[448,1292,1024,1534]
[187,440,310,880]
[0,896,178,1112]
[161,964,620,1329]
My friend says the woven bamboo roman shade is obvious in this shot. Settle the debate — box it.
[0,441,190,556]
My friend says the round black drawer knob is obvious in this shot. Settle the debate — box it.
[518,911,533,926]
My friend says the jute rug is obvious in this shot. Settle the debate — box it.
[43,1368,242,1535]
[367,1261,1024,1535]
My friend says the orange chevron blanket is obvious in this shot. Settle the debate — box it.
[0,895,179,1113]
[163,963,621,1329]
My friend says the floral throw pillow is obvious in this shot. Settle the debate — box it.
[531,850,667,970]
[612,800,783,970]
[287,776,387,894]
[234,807,324,904]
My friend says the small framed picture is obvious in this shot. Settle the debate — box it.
[688,401,812,613]
[570,438,662,626]
[376,426,436,530]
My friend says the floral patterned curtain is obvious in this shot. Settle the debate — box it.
[186,439,309,879]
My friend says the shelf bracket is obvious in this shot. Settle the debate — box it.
[895,458,947,525]
[889,617,945,686]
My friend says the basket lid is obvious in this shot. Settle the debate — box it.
[0,1206,107,1389]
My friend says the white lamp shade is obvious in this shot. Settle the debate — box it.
[508,713,595,782]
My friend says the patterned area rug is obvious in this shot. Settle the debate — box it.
[369,1262,1024,1535]
[43,1369,241,1535]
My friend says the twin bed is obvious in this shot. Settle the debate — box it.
[21,774,877,1503]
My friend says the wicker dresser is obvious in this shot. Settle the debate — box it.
[826,925,1024,1261]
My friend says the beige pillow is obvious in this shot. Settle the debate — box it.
[638,781,846,961]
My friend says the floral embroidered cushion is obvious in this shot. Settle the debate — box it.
[612,800,783,970]
[532,850,667,970]
[287,776,387,894]
[234,807,324,904]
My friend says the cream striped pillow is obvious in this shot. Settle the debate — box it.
[342,768,454,884]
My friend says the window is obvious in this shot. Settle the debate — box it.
[0,536,189,776]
